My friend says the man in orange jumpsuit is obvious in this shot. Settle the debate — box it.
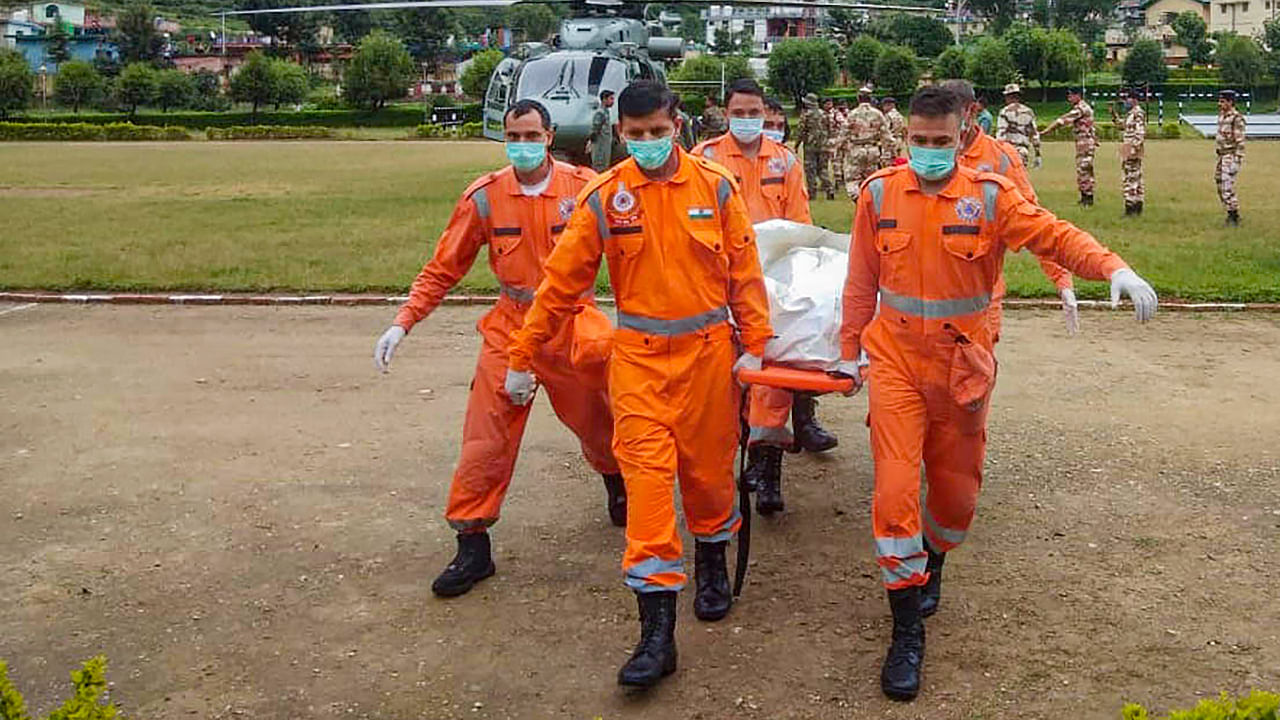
[372,99,624,600]
[841,86,1158,701]
[507,80,773,690]
[691,78,835,516]
[942,79,1080,338]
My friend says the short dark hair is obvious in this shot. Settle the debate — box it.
[618,79,680,120]
[909,86,962,119]
[505,99,551,130]
[1067,87,1082,96]
[939,79,975,106]
[600,89,614,100]
[763,95,784,113]
[724,78,764,105]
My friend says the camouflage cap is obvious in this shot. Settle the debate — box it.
[858,85,874,94]
[1002,83,1021,95]
[804,92,819,105]
[881,95,897,105]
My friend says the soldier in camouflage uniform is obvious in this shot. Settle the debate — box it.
[828,99,849,188]
[700,94,727,141]
[1041,88,1097,206]
[796,92,833,200]
[1119,89,1146,216]
[996,83,1041,168]
[1215,89,1246,226]
[881,95,906,160]
[843,87,894,201]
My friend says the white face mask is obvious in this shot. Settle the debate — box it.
[763,129,785,143]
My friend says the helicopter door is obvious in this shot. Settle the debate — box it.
[482,57,520,141]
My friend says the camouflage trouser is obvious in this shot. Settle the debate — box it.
[830,143,846,187]
[1121,158,1144,205]
[1075,150,1095,195]
[1215,153,1242,212]
[804,148,832,198]
[1011,144,1032,168]
[844,145,882,200]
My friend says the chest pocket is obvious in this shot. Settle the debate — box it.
[687,222,728,279]
[941,226,992,263]
[761,176,786,203]
[490,228,525,273]
[876,230,912,288]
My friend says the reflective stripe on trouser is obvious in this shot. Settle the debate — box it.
[612,322,741,593]
[747,384,793,447]
[867,341,989,589]
[445,307,620,532]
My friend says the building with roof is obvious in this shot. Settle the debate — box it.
[1141,0,1210,63]
[1208,0,1277,35]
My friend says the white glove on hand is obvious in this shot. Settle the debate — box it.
[831,359,864,396]
[504,369,537,406]
[374,325,407,373]
[732,353,763,382]
[1109,268,1158,323]
[1060,287,1080,336]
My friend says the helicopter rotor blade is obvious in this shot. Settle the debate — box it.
[221,0,520,15]
[220,0,941,17]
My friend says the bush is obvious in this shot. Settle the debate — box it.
[1161,121,1181,138]
[413,121,483,139]
[461,49,505,99]
[206,125,336,140]
[874,44,920,98]
[1122,690,1278,720]
[26,105,467,128]
[0,655,125,720]
[0,121,189,141]
[768,39,838,104]
[344,29,415,111]
[0,48,33,119]
[1042,121,1121,141]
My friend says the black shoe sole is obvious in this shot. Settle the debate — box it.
[798,438,838,453]
[608,504,627,528]
[881,683,920,702]
[756,499,784,515]
[618,657,677,688]
[431,563,496,598]
[920,600,939,618]
[693,600,731,622]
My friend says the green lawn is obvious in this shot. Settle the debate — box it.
[0,139,1276,301]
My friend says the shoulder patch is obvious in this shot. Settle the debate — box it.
[462,169,506,199]
[577,164,626,206]
[689,153,740,191]
[973,170,1015,190]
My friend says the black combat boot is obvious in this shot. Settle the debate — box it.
[431,531,496,597]
[1079,192,1093,207]
[792,393,838,453]
[1227,209,1240,226]
[826,191,836,201]
[752,445,785,515]
[693,541,732,621]
[741,445,767,492]
[881,586,926,701]
[920,545,946,618]
[1134,201,1143,215]
[602,473,627,528]
[617,591,678,688]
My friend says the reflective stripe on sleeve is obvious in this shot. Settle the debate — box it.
[586,189,610,241]
[982,180,999,222]
[879,287,991,319]
[472,187,491,219]
[867,177,885,215]
[617,306,729,335]
[717,177,732,210]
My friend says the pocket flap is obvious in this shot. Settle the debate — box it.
[949,338,996,409]
[876,230,910,255]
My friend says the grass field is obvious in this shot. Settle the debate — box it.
[1,139,1277,300]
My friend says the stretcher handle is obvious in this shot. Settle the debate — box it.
[736,365,855,394]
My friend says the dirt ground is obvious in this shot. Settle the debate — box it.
[2,303,1277,720]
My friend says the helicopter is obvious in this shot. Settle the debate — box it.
[223,0,940,162]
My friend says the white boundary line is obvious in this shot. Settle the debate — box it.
[0,302,37,317]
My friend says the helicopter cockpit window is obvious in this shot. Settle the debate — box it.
[516,56,627,101]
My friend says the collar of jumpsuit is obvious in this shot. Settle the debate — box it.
[511,160,557,197]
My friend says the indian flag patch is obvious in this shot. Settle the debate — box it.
[688,207,714,219]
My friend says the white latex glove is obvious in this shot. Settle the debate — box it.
[504,369,537,406]
[830,359,864,396]
[374,325,407,373]
[732,352,763,382]
[1060,287,1080,336]
[1109,268,1158,323]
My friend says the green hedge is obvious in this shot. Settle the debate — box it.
[1123,690,1278,719]
[1040,119,1187,142]
[18,104,481,129]
[206,125,337,140]
[0,122,191,141]
[413,121,484,139]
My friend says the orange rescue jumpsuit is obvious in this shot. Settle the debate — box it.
[959,129,1073,341]
[692,133,814,447]
[395,161,620,533]
[841,165,1128,589]
[509,149,773,593]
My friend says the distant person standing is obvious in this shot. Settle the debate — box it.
[881,96,906,159]
[997,83,1041,168]
[975,97,994,134]
[1215,89,1246,226]
[797,92,833,199]
[1041,88,1097,206]
[1119,89,1146,216]
[589,90,615,172]
[701,94,727,141]
[843,86,894,201]
[832,98,852,188]
[763,95,789,144]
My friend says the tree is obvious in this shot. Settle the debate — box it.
[393,8,457,72]
[826,8,867,41]
[1032,0,1052,26]
[1172,11,1211,66]
[966,36,1017,89]
[1121,38,1168,85]
[1052,0,1115,42]
[874,44,920,97]
[1044,28,1086,91]
[237,0,317,52]
[1264,18,1280,85]
[872,13,953,59]
[116,61,157,116]
[154,68,192,112]
[230,50,274,118]
[935,46,968,79]
[116,2,163,64]
[1217,34,1264,86]
[343,29,415,111]
[53,60,102,112]
[506,4,558,43]
[461,48,503,98]
[190,68,227,110]
[766,39,837,105]
[1088,41,1107,71]
[270,58,308,109]
[331,10,374,44]
[967,0,1019,35]
[711,26,742,56]
[670,54,753,84]
[0,48,33,118]
[846,35,884,84]
[45,15,72,66]
[1004,24,1049,91]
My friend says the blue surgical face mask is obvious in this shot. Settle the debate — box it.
[908,144,958,181]
[506,141,547,172]
[627,134,674,170]
[763,129,786,143]
[729,116,764,143]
